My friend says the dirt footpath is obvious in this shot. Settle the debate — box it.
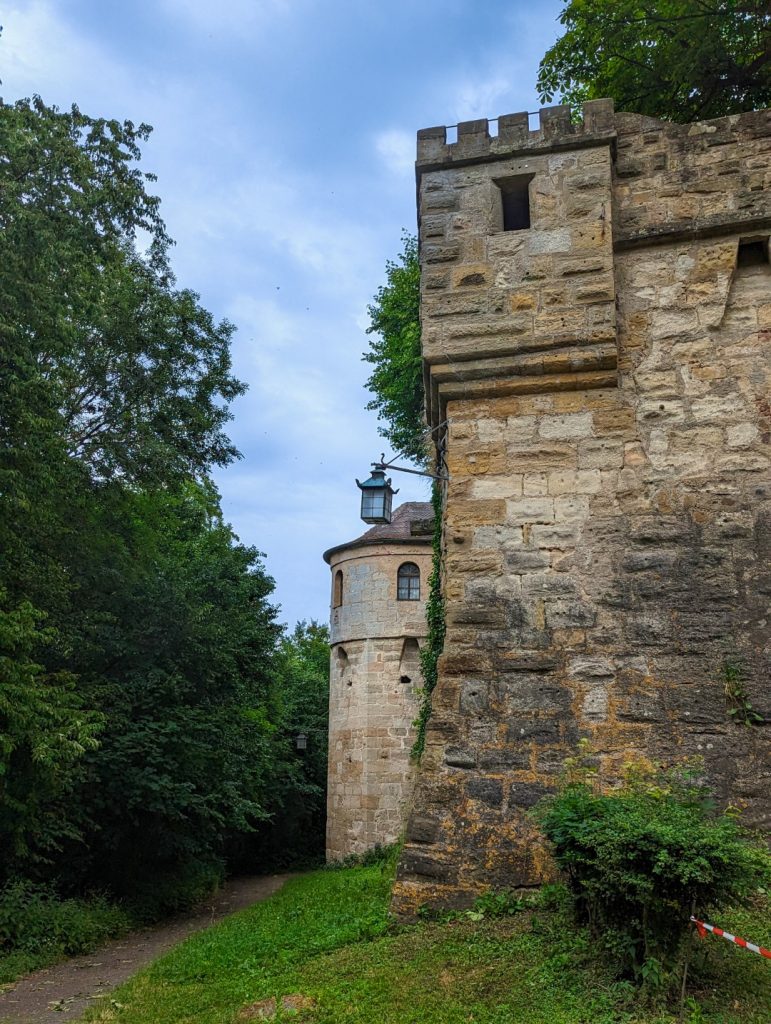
[0,874,292,1024]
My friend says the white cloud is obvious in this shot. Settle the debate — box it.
[1,1,120,103]
[452,74,514,123]
[374,129,414,177]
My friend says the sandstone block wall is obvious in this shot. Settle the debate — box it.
[393,102,771,916]
[326,540,432,860]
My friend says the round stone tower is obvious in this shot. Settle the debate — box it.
[322,501,433,861]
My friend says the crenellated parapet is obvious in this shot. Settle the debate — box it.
[417,100,616,169]
[418,102,619,429]
[417,101,771,429]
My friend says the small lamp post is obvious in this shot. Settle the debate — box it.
[295,732,308,751]
[356,466,398,525]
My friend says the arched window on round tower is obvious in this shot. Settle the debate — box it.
[397,562,420,601]
[333,569,343,608]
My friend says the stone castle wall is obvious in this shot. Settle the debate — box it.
[392,102,771,916]
[326,541,431,860]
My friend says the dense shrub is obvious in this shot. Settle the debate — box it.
[122,859,226,924]
[0,880,131,982]
[534,754,771,995]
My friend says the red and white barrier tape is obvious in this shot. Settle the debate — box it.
[690,916,771,960]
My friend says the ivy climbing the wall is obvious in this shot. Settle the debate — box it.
[413,483,445,759]
[722,656,764,726]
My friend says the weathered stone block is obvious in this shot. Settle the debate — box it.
[506,497,555,524]
[497,676,572,714]
[539,412,594,440]
[504,549,551,571]
[444,748,477,769]
[508,782,551,809]
[506,718,560,742]
[400,850,459,882]
[460,680,490,714]
[478,746,532,770]
[467,778,504,808]
[407,815,442,845]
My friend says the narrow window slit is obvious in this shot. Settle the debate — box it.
[495,174,534,231]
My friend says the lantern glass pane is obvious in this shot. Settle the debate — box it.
[361,487,391,523]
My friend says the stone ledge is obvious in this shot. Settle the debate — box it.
[615,215,771,250]
[430,370,618,429]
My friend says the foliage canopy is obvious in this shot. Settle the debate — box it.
[0,95,329,938]
[363,234,425,464]
[538,1,771,123]
[1,96,244,485]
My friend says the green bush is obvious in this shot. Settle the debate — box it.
[0,880,131,982]
[533,755,771,996]
[123,859,225,923]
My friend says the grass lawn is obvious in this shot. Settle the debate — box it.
[82,858,771,1024]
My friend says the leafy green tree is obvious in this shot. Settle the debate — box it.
[0,597,101,876]
[0,96,253,892]
[60,483,282,902]
[538,1,771,123]
[239,621,330,868]
[363,234,426,465]
[0,96,243,486]
[275,621,329,794]
[0,94,326,916]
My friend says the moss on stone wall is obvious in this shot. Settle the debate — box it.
[413,484,445,760]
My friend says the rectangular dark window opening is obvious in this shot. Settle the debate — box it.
[496,175,534,231]
[737,237,769,267]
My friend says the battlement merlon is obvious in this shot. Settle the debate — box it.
[417,100,616,171]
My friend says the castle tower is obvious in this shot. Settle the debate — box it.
[323,502,433,860]
[392,101,771,916]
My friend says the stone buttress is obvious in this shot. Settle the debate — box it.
[392,101,771,915]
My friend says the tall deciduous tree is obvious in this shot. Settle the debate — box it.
[240,621,330,867]
[363,234,426,465]
[0,598,101,872]
[538,1,771,123]
[0,95,324,911]
[62,483,282,900]
[1,96,244,485]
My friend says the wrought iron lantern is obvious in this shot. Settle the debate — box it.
[356,451,448,525]
[356,466,398,525]
[295,732,308,751]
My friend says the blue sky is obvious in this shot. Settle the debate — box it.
[1,0,563,628]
